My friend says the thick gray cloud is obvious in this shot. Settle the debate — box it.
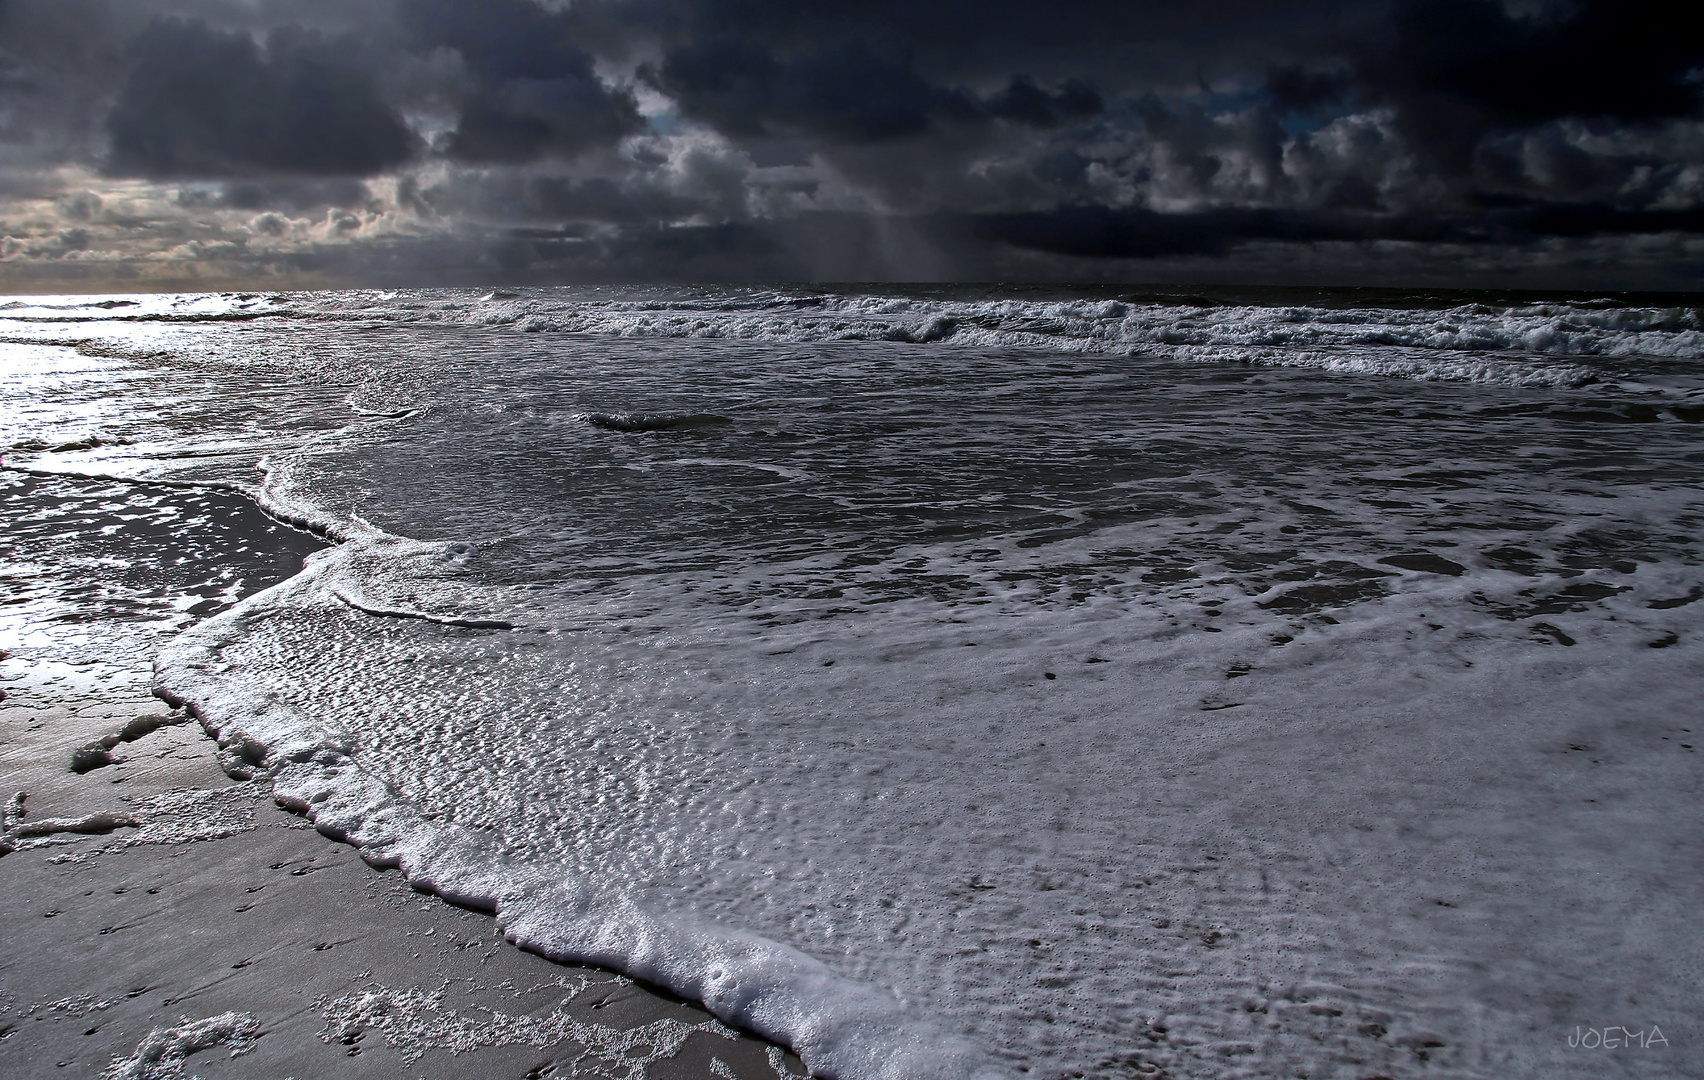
[1,0,1701,289]
[1375,0,1701,144]
[105,18,416,177]
[402,0,644,162]
[651,39,1102,142]
[0,0,135,167]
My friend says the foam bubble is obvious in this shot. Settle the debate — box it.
[102,1011,260,1080]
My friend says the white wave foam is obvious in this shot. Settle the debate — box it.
[348,290,1704,388]
[9,288,1698,389]
[317,974,736,1073]
[154,535,1704,1080]
[153,547,1010,1080]
[102,1011,260,1080]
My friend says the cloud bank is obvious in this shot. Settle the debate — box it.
[1,0,1701,289]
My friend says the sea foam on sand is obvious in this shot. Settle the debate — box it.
[154,526,1704,1080]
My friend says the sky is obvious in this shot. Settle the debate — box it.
[1,0,1701,290]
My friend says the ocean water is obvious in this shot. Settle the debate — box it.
[4,285,1702,1079]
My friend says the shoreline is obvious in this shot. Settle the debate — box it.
[0,463,803,1079]
[0,664,803,1079]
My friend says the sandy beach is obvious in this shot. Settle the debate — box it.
[0,657,800,1080]
[0,460,794,1078]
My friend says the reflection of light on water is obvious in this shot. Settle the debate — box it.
[0,340,129,377]
[0,291,255,322]
[0,471,325,665]
[0,342,152,452]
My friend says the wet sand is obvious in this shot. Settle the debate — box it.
[0,669,802,1080]
[1,466,802,1078]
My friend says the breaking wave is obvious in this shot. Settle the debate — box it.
[5,287,1702,389]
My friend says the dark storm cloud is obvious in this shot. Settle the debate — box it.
[1379,0,1701,127]
[1327,0,1704,195]
[104,17,416,177]
[631,0,1367,88]
[651,39,1101,142]
[402,0,643,162]
[984,78,1104,129]
[1266,66,1355,115]
[652,39,967,141]
[178,178,373,211]
[527,176,696,225]
[971,202,1704,260]
[950,0,1704,263]
[3,0,1704,288]
[626,0,1702,247]
[0,0,133,165]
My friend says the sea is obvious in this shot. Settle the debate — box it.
[3,284,1701,1080]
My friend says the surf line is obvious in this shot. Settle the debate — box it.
[327,585,517,631]
[152,593,1009,1080]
